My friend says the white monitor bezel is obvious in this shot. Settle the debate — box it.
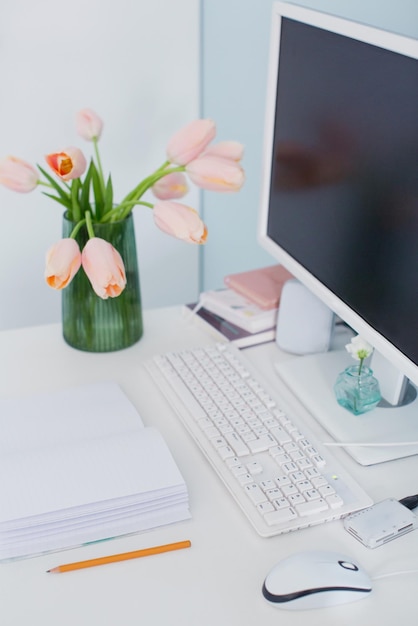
[258,1,418,388]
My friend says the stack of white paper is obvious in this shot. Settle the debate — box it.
[0,383,190,561]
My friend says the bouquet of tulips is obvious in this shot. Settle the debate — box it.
[0,109,244,299]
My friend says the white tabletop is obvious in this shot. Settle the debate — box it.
[0,307,417,625]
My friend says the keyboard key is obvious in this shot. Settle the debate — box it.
[206,427,221,439]
[319,484,336,497]
[264,507,298,526]
[288,493,306,506]
[289,471,305,483]
[269,445,285,458]
[257,501,275,514]
[230,464,247,476]
[273,497,290,509]
[296,457,313,470]
[294,498,328,517]
[282,462,299,474]
[312,454,326,467]
[259,480,276,491]
[274,474,291,488]
[274,453,292,465]
[237,473,253,486]
[282,484,298,497]
[247,434,276,454]
[266,488,282,501]
[225,456,241,468]
[225,432,250,457]
[326,493,344,509]
[305,489,321,501]
[311,475,328,488]
[247,461,263,475]
[217,446,235,460]
[295,479,312,492]
[211,436,227,448]
[270,426,292,444]
[244,483,267,505]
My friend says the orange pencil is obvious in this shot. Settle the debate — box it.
[47,539,191,574]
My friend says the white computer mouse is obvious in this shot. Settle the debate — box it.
[262,550,372,610]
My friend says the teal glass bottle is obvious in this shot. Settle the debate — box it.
[334,365,381,415]
[61,213,143,352]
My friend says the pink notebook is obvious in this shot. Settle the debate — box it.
[224,265,294,310]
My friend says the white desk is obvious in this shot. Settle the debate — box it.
[0,307,417,625]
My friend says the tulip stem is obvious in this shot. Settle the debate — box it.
[70,219,87,239]
[37,180,54,188]
[117,164,186,221]
[155,160,171,173]
[85,210,96,239]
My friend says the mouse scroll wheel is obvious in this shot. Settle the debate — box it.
[338,560,359,571]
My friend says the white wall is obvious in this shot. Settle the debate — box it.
[0,0,200,330]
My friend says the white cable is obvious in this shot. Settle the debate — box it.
[323,441,418,448]
[373,569,418,581]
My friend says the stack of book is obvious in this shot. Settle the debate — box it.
[0,383,190,561]
[185,264,293,348]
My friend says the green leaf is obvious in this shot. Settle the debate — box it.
[91,162,104,219]
[41,191,72,212]
[38,165,71,202]
[80,160,94,213]
[103,174,113,214]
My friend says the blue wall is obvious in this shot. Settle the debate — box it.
[200,0,418,291]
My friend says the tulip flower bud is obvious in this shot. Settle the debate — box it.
[166,119,216,165]
[75,108,103,141]
[186,155,245,192]
[152,172,189,200]
[153,201,208,244]
[81,238,127,299]
[203,140,244,162]
[0,156,39,193]
[45,238,82,289]
[45,147,87,181]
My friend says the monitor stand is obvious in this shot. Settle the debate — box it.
[274,337,418,466]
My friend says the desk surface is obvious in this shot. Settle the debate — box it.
[1,307,417,626]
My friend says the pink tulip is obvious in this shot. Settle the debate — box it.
[45,147,87,181]
[186,155,245,192]
[0,156,39,192]
[45,238,82,290]
[203,140,244,162]
[152,172,189,200]
[166,119,216,165]
[153,201,207,244]
[75,108,103,141]
[81,238,126,299]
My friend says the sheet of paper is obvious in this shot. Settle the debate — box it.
[0,381,143,455]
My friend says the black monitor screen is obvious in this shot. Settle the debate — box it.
[267,17,418,365]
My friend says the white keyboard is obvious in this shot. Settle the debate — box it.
[147,343,373,537]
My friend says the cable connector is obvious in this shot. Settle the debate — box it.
[399,494,418,511]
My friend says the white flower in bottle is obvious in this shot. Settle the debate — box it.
[345,335,374,374]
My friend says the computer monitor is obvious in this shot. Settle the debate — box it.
[258,2,418,465]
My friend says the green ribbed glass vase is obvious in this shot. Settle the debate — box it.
[62,213,143,352]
